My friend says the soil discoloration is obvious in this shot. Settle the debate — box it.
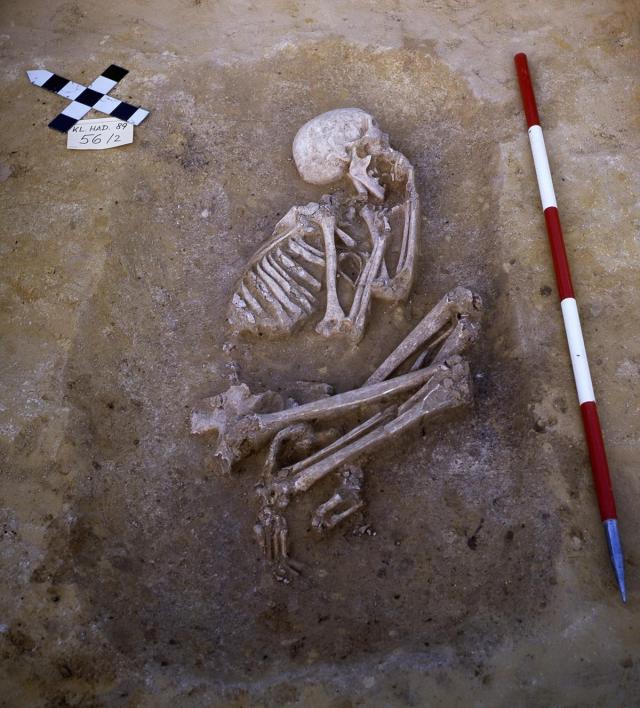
[53,43,559,687]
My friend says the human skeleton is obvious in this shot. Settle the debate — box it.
[193,109,482,574]
[228,108,419,343]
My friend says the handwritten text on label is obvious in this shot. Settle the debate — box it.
[67,118,134,150]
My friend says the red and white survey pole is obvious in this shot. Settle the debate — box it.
[514,53,626,602]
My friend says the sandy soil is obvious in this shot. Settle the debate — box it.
[1,1,639,705]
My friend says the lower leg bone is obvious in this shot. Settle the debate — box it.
[192,287,481,472]
[282,357,471,496]
[366,287,482,384]
[190,362,448,472]
[255,357,472,563]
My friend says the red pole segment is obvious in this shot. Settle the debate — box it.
[543,207,575,301]
[580,402,617,521]
[514,53,540,128]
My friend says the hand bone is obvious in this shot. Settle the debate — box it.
[311,464,364,533]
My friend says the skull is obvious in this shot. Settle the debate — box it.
[292,108,388,199]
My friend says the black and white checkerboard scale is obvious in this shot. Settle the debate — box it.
[27,64,149,132]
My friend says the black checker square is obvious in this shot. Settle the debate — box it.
[110,102,137,121]
[76,88,104,107]
[42,74,70,93]
[48,114,77,133]
[102,64,129,82]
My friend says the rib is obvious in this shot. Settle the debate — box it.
[275,248,322,291]
[287,236,325,266]
[255,262,303,319]
[265,253,316,312]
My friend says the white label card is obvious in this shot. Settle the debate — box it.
[67,118,133,150]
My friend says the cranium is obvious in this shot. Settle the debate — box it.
[292,107,389,199]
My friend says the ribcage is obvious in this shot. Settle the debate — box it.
[228,215,326,337]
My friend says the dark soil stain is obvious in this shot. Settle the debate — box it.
[53,40,563,688]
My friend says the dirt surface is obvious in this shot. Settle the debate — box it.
[1,1,639,706]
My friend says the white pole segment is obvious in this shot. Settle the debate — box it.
[560,297,596,404]
[527,125,557,211]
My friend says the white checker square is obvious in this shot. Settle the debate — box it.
[61,101,92,120]
[128,108,149,125]
[28,70,53,87]
[92,95,121,114]
[58,81,86,100]
[89,76,117,94]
